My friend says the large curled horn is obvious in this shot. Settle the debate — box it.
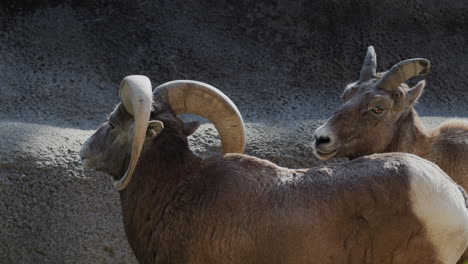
[377,58,430,91]
[359,46,377,82]
[114,75,153,191]
[154,80,245,154]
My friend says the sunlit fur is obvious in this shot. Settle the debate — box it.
[80,95,468,263]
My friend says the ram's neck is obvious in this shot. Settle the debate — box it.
[384,108,432,157]
[118,136,201,263]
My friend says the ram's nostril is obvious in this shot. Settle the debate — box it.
[316,136,331,145]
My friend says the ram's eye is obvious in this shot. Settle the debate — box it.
[371,107,384,114]
[109,123,115,129]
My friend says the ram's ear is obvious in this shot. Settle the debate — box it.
[147,120,164,138]
[183,121,201,136]
[407,80,426,105]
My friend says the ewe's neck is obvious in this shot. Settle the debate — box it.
[384,108,432,157]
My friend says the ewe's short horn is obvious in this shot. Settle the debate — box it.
[359,46,377,82]
[114,75,153,191]
[154,80,245,154]
[377,59,430,91]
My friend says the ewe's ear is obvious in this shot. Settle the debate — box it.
[341,83,359,102]
[183,121,201,136]
[407,80,426,105]
[147,120,164,138]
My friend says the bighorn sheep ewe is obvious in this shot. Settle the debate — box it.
[80,75,468,264]
[313,46,468,190]
[313,46,468,263]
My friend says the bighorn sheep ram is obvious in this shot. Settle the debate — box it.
[80,75,468,264]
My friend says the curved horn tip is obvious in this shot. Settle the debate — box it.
[113,179,127,191]
[418,59,430,74]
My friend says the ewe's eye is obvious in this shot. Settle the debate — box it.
[109,123,115,129]
[371,107,384,114]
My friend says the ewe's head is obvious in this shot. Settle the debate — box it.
[79,76,245,190]
[313,46,430,160]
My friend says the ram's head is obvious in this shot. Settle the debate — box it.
[80,76,245,190]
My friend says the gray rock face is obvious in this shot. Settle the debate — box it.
[0,1,466,263]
